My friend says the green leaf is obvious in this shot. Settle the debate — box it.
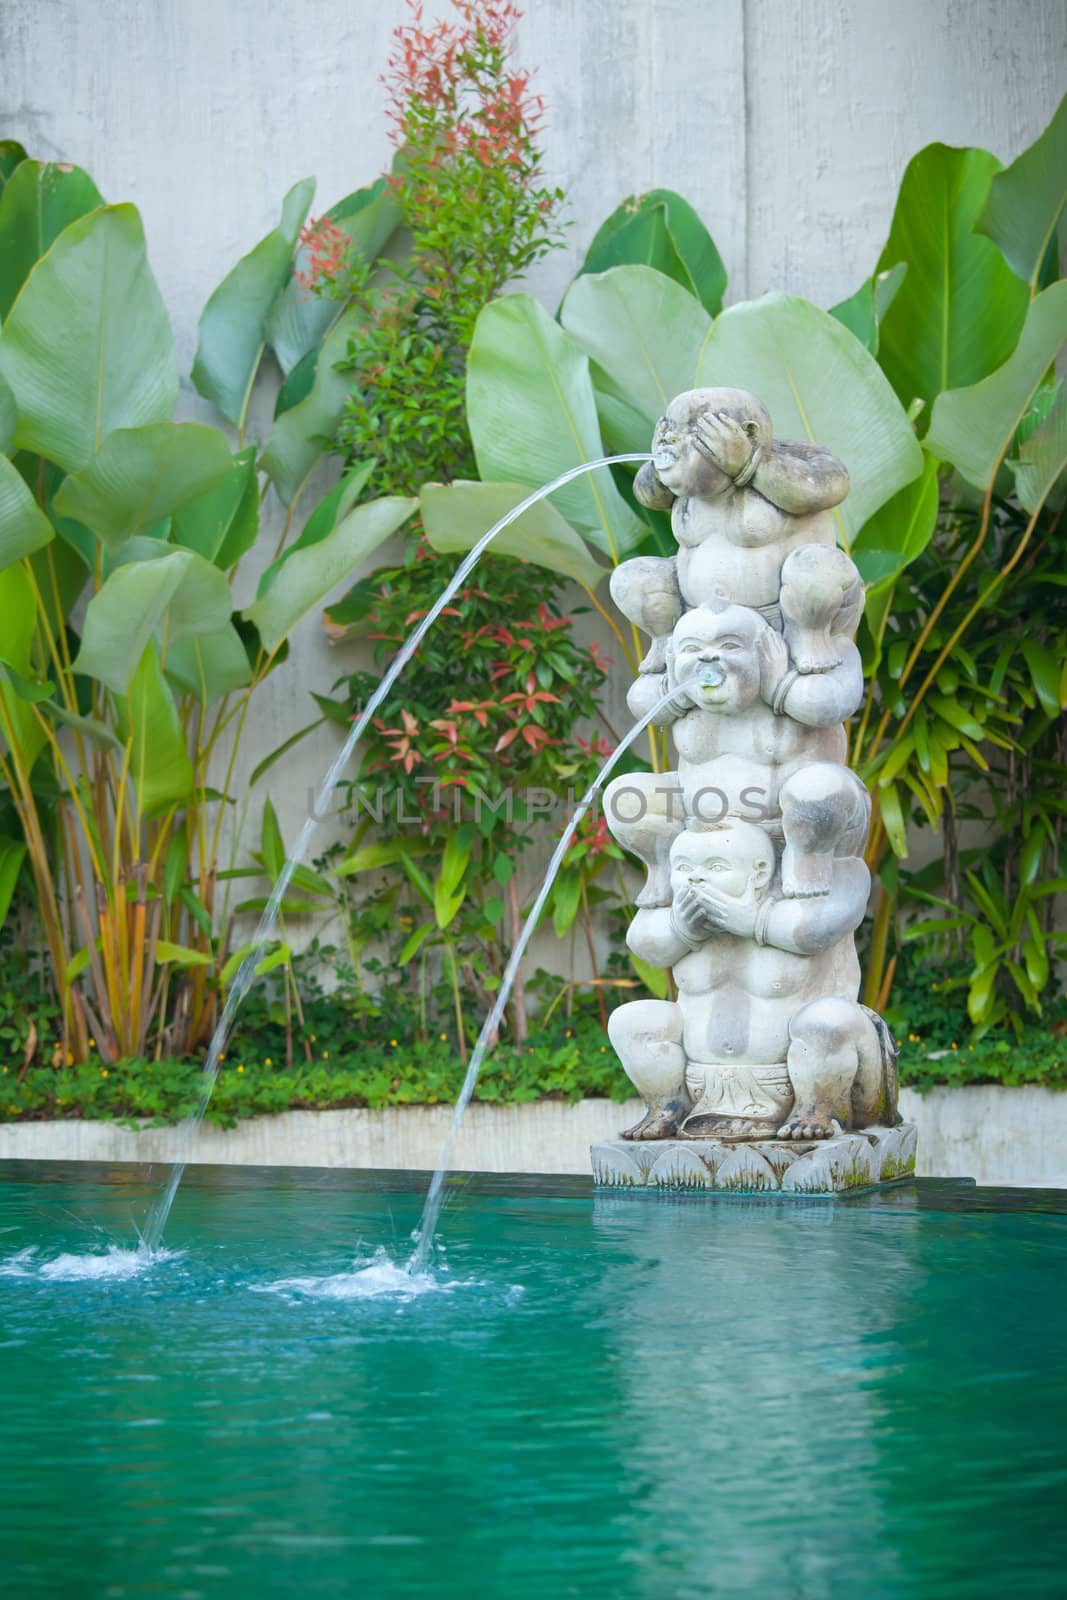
[170,446,260,569]
[260,796,286,878]
[336,836,434,876]
[399,922,436,964]
[829,263,907,354]
[466,294,647,561]
[74,548,233,692]
[976,91,1067,292]
[155,940,214,969]
[163,623,253,703]
[968,965,998,1024]
[0,205,178,472]
[191,178,315,426]
[877,781,909,858]
[254,945,292,979]
[420,480,607,591]
[0,835,26,932]
[925,281,1067,488]
[581,191,727,315]
[265,176,402,374]
[0,371,15,456]
[116,643,194,813]
[0,657,53,702]
[0,562,46,768]
[629,951,669,1000]
[40,703,123,754]
[0,453,53,570]
[560,264,713,429]
[0,142,28,196]
[853,452,939,638]
[875,144,1029,411]
[163,823,188,904]
[244,493,415,655]
[695,292,923,544]
[249,717,325,788]
[261,460,375,596]
[261,304,364,506]
[551,867,581,937]
[52,422,233,553]
[0,160,105,319]
[1020,638,1062,718]
[1012,385,1067,515]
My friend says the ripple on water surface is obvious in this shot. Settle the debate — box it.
[0,1244,180,1282]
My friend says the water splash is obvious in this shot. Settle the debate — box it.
[406,682,680,1274]
[254,1246,467,1303]
[143,454,650,1250]
[1,1244,178,1282]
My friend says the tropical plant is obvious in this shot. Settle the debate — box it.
[0,152,415,1065]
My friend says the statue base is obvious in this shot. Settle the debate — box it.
[591,1124,917,1196]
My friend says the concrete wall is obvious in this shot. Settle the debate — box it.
[2,1087,1065,1187]
[2,1,1064,958]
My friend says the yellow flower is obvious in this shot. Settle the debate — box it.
[439,1033,447,1041]
[100,1069,108,1078]
[565,1029,572,1038]
[264,1057,272,1067]
[237,1064,244,1073]
[600,1046,606,1053]
[323,1050,329,1060]
[66,1052,74,1066]
[932,982,939,990]
[88,1039,96,1049]
[951,1042,958,1049]
[389,1039,398,1048]
[310,1034,317,1042]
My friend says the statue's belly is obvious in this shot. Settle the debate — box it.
[677,538,784,611]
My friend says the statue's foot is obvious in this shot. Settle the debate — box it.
[621,1102,688,1140]
[780,845,834,899]
[777,1112,844,1141]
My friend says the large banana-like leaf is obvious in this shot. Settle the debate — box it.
[466,294,647,562]
[0,160,104,319]
[53,423,233,554]
[0,205,178,473]
[0,835,26,933]
[0,142,28,197]
[977,92,1067,293]
[191,179,314,426]
[0,562,47,769]
[828,263,907,356]
[875,144,1029,411]
[0,454,53,570]
[116,642,194,814]
[0,374,15,456]
[261,302,362,506]
[244,494,416,654]
[560,265,713,427]
[170,446,259,569]
[695,292,923,543]
[1012,387,1067,516]
[265,176,402,375]
[163,623,254,703]
[925,282,1067,489]
[74,549,233,693]
[421,480,608,591]
[579,191,727,316]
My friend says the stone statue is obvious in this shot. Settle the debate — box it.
[592,388,915,1195]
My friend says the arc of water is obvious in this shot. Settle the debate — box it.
[143,454,650,1250]
[407,681,680,1274]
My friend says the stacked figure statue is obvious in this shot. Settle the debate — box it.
[593,388,915,1194]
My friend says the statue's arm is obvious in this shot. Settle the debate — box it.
[752,442,849,516]
[762,859,870,954]
[777,646,865,725]
[634,460,677,513]
[627,907,691,967]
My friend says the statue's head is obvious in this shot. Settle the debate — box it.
[651,387,772,496]
[667,601,775,714]
[670,820,774,903]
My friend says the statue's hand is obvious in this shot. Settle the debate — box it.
[692,410,754,480]
[671,885,714,945]
[758,627,791,700]
[692,885,759,940]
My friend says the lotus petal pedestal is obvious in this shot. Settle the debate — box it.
[591,1124,917,1196]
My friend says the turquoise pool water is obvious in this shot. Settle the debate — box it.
[2,1161,1066,1599]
